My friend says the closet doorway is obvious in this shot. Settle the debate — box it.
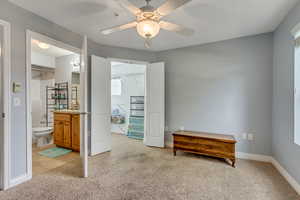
[90,56,165,156]
[111,61,146,145]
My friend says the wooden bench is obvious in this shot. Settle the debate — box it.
[173,131,237,167]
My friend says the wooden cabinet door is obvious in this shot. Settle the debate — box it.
[72,115,80,151]
[63,121,72,148]
[54,120,64,146]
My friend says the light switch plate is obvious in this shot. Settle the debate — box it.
[13,82,22,93]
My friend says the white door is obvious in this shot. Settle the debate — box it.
[80,36,88,177]
[91,55,111,156]
[0,21,10,190]
[0,25,4,189]
[144,62,165,147]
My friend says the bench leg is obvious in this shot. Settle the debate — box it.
[231,158,236,168]
[173,148,176,156]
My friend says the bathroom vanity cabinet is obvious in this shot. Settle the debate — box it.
[53,111,80,151]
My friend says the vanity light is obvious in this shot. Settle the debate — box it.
[71,57,80,72]
[37,42,50,49]
[32,39,50,49]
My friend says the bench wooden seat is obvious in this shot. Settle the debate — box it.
[173,131,237,167]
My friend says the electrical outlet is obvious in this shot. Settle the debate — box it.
[180,126,185,131]
[248,134,254,141]
[242,133,247,140]
[235,133,241,140]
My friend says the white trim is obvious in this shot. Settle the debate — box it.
[237,153,300,195]
[291,22,300,38]
[25,30,82,184]
[293,22,300,146]
[25,30,33,185]
[80,35,88,177]
[271,158,300,195]
[165,142,173,148]
[236,152,272,162]
[165,144,300,196]
[27,31,81,54]
[166,142,273,162]
[9,174,31,188]
[107,57,149,66]
[0,19,11,191]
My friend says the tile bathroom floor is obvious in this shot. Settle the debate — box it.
[32,144,80,175]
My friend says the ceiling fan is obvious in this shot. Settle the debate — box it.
[101,0,194,48]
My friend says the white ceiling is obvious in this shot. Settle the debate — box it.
[10,0,300,51]
[31,39,74,57]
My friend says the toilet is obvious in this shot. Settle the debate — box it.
[33,127,53,147]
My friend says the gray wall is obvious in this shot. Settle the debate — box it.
[55,54,76,84]
[273,1,300,184]
[156,33,274,155]
[0,0,155,180]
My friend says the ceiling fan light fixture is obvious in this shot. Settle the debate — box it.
[136,19,160,39]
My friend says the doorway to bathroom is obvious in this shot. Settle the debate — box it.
[26,31,88,180]
[31,38,80,175]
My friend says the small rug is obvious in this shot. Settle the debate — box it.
[38,147,72,158]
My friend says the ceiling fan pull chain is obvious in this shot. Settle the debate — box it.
[144,38,152,48]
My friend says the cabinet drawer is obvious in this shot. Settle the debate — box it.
[54,114,71,122]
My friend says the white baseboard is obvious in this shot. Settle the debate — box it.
[236,152,272,162]
[237,153,300,195]
[271,158,300,195]
[165,141,173,148]
[9,174,31,188]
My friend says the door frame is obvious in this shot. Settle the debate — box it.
[107,57,148,144]
[25,30,82,181]
[0,19,11,190]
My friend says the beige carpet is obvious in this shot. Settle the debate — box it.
[0,133,299,200]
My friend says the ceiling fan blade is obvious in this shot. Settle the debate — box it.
[159,21,194,36]
[156,0,192,17]
[114,0,141,15]
[101,22,137,35]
